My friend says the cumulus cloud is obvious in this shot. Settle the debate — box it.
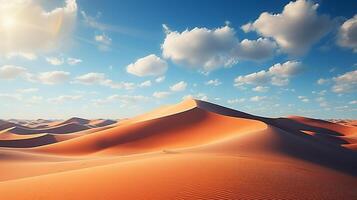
[153,91,170,99]
[252,86,269,92]
[331,70,357,93]
[242,0,332,54]
[234,61,302,87]
[205,79,222,86]
[48,95,82,104]
[183,93,209,101]
[155,76,165,83]
[127,54,168,77]
[162,25,277,72]
[93,94,149,105]
[38,71,70,85]
[317,78,329,85]
[139,80,152,87]
[16,88,39,93]
[298,96,310,102]
[234,38,277,60]
[337,15,357,52]
[0,65,27,79]
[67,57,82,65]
[46,57,64,66]
[250,96,266,102]
[74,72,135,90]
[0,0,77,54]
[227,98,246,104]
[94,33,112,51]
[170,81,187,92]
[5,52,37,60]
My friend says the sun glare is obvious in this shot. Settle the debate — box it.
[2,16,16,29]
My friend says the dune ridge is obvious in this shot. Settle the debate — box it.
[0,99,356,200]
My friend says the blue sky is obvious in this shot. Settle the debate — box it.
[0,0,356,119]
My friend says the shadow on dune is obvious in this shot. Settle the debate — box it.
[0,134,57,148]
[196,100,357,176]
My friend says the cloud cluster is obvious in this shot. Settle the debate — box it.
[242,0,332,54]
[162,25,276,72]
[337,15,357,52]
[234,61,302,87]
[0,65,27,79]
[93,94,148,105]
[0,0,77,55]
[205,79,222,86]
[38,71,70,85]
[95,33,112,51]
[74,72,135,90]
[152,91,170,99]
[332,70,357,93]
[153,81,188,99]
[48,95,82,104]
[46,57,64,66]
[170,81,187,92]
[127,54,168,77]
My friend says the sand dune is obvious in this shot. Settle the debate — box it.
[0,99,356,200]
[9,122,90,135]
[34,101,267,155]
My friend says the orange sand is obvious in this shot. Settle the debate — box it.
[0,99,356,200]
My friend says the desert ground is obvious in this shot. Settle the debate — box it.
[0,99,356,200]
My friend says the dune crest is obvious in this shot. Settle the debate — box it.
[0,99,356,200]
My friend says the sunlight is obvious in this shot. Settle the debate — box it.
[2,16,16,29]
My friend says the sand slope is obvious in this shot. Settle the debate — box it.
[0,99,356,200]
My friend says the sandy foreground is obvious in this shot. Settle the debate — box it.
[0,99,356,200]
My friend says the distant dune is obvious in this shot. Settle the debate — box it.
[0,99,356,200]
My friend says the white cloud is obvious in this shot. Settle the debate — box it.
[38,71,70,85]
[127,54,168,77]
[298,96,310,102]
[234,61,302,87]
[338,15,357,52]
[94,33,112,51]
[95,34,112,45]
[46,57,64,66]
[315,97,328,107]
[331,70,357,93]
[17,88,39,93]
[93,94,149,105]
[317,78,329,85]
[74,72,135,90]
[234,38,277,60]
[162,25,277,72]
[5,52,37,60]
[67,57,82,65]
[155,76,165,83]
[250,96,266,102]
[153,91,171,99]
[170,81,187,92]
[0,93,22,101]
[139,80,152,87]
[349,100,357,105]
[252,86,269,92]
[0,65,27,79]
[183,93,208,101]
[0,0,77,54]
[205,79,222,86]
[227,98,245,104]
[242,0,332,54]
[74,72,105,85]
[48,95,82,104]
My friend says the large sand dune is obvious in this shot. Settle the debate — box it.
[0,99,356,199]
